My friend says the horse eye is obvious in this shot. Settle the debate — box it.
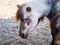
[26,7,31,12]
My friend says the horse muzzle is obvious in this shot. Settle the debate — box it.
[19,21,29,39]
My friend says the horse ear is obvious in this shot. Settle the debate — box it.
[17,5,21,8]
[15,5,22,22]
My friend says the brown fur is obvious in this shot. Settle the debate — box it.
[50,14,60,33]
[54,32,60,44]
[50,14,60,45]
[15,5,22,22]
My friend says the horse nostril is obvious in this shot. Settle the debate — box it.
[19,33,28,39]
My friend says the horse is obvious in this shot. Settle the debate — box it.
[50,14,60,45]
[15,0,60,39]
